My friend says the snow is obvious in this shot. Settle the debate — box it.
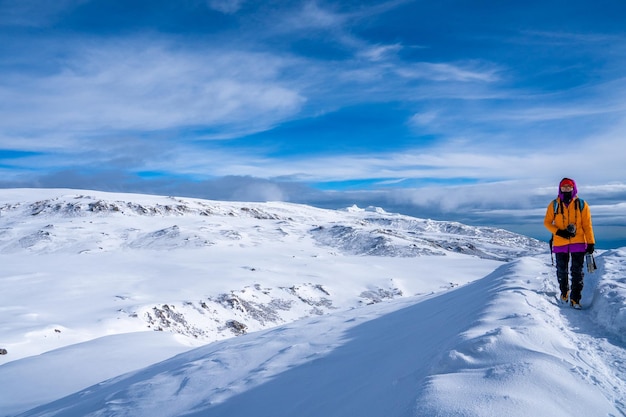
[0,189,624,416]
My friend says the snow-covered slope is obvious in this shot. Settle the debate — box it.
[0,188,541,355]
[0,189,624,417]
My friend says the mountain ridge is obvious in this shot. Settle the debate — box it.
[0,188,544,258]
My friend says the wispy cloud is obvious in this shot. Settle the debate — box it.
[396,62,501,82]
[518,30,626,46]
[0,0,85,27]
[284,1,347,31]
[0,38,305,137]
[206,0,246,14]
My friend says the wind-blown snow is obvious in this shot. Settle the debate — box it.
[0,189,624,416]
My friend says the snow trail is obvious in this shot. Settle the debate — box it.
[15,256,626,417]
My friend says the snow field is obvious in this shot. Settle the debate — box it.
[0,189,624,416]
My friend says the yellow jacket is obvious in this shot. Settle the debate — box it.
[543,197,595,250]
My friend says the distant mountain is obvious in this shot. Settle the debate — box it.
[0,189,545,344]
[0,189,544,258]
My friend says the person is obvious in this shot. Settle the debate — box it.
[543,178,595,309]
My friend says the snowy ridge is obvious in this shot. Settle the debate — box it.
[0,190,543,259]
[0,189,625,416]
[9,257,626,417]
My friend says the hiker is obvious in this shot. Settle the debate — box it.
[543,178,596,309]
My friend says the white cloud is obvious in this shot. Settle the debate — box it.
[206,0,245,14]
[409,111,438,126]
[283,1,346,31]
[396,62,501,82]
[230,181,287,202]
[0,39,305,137]
[358,43,403,62]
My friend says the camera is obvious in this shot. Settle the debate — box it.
[566,224,576,235]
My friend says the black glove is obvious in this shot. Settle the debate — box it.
[555,229,574,239]
[586,244,595,254]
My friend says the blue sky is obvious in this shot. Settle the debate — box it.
[1,0,626,247]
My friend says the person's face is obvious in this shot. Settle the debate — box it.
[560,184,574,192]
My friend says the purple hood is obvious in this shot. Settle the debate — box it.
[558,177,578,205]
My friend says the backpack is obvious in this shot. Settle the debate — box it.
[551,198,585,215]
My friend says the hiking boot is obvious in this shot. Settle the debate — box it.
[570,300,582,310]
[560,291,570,303]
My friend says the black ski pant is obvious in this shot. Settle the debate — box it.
[555,251,585,302]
